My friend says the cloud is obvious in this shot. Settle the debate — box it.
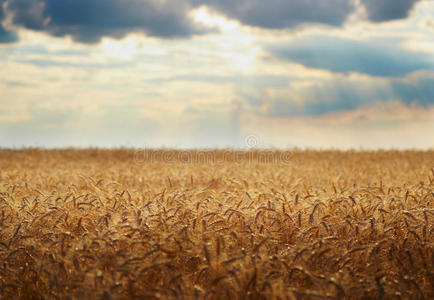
[392,74,434,106]
[0,1,426,44]
[427,19,434,31]
[361,0,421,22]
[5,0,45,30]
[268,36,434,77]
[0,0,17,43]
[240,72,434,118]
[0,24,17,43]
[314,100,434,125]
[203,0,422,29]
[203,0,355,29]
[4,0,209,43]
[16,58,134,69]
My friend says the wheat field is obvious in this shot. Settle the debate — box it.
[0,149,432,299]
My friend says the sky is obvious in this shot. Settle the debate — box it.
[0,0,433,149]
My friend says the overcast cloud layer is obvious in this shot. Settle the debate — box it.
[0,0,433,149]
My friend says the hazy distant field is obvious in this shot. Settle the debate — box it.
[0,149,432,299]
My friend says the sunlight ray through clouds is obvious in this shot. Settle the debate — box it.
[0,0,433,149]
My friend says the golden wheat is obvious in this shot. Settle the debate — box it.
[0,149,432,299]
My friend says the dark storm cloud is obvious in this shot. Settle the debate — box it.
[269,36,433,77]
[0,0,17,43]
[361,0,421,22]
[202,0,422,29]
[0,0,426,43]
[6,0,45,30]
[202,0,355,29]
[3,0,208,43]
